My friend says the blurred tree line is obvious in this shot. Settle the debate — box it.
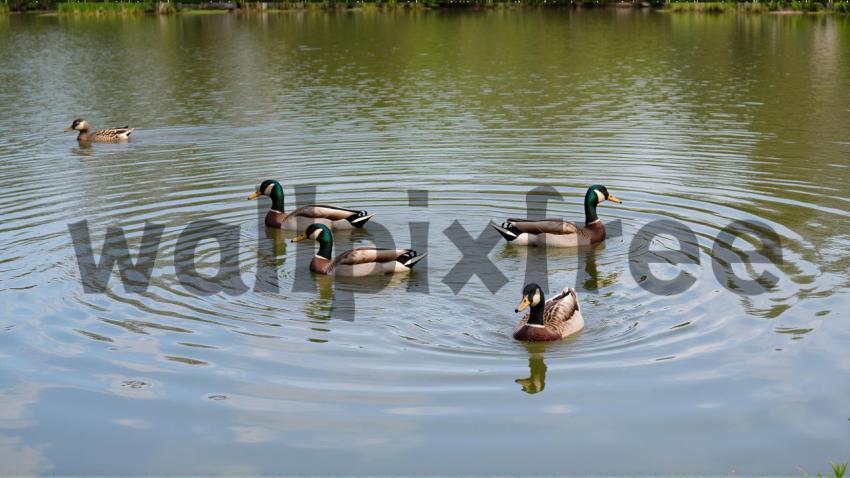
[2,0,848,13]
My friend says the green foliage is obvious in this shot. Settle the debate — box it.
[817,462,849,478]
[665,0,847,12]
[668,1,735,12]
[9,0,58,10]
[744,1,770,11]
[156,1,176,13]
[58,0,152,14]
[785,0,823,11]
[6,0,846,13]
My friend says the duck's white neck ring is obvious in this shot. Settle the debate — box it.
[526,323,545,328]
[586,219,601,225]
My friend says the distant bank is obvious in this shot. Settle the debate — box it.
[3,0,849,14]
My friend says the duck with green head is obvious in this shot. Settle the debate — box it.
[513,283,584,341]
[491,184,622,247]
[248,179,373,231]
[292,223,426,277]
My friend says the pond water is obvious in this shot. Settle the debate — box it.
[1,9,849,474]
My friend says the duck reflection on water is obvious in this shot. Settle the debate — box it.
[516,343,549,394]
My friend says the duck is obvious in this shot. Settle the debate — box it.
[292,223,425,277]
[64,118,134,142]
[248,179,373,231]
[513,283,584,341]
[491,184,622,247]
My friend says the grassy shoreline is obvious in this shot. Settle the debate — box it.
[5,0,849,14]
[57,0,151,14]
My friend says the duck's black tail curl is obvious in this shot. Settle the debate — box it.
[491,221,521,241]
[346,210,373,228]
[396,250,426,268]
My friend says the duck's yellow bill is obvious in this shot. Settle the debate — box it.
[291,234,307,243]
[64,127,74,132]
[608,194,623,204]
[248,190,262,200]
[515,296,531,313]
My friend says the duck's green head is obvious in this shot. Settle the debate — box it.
[248,179,285,210]
[248,179,282,200]
[584,184,622,223]
[515,283,544,313]
[292,223,333,258]
[291,223,331,243]
[587,184,622,205]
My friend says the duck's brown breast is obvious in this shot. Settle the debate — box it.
[585,220,606,244]
[513,325,562,341]
[310,257,333,275]
[265,210,287,228]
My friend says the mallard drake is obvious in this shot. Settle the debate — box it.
[292,223,425,277]
[248,179,372,231]
[491,185,622,247]
[513,283,584,341]
[64,118,133,142]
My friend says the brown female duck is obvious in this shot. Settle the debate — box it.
[513,283,584,341]
[65,118,134,142]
